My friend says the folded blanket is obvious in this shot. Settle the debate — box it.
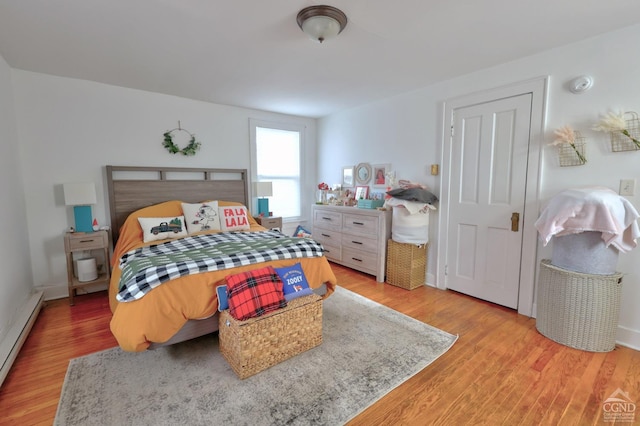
[384,197,435,214]
[535,186,640,253]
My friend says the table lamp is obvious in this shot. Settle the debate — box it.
[255,181,273,216]
[63,182,97,233]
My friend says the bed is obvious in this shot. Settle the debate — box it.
[106,165,337,352]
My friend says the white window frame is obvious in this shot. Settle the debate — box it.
[249,119,306,222]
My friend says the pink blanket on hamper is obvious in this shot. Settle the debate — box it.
[535,186,640,253]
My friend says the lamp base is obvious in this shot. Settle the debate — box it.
[73,205,93,233]
[257,198,270,216]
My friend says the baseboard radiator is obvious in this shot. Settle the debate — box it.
[0,291,44,387]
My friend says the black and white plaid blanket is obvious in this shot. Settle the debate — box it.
[117,230,324,302]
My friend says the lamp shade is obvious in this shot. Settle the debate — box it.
[254,181,273,198]
[63,183,96,232]
[63,183,97,206]
[297,5,347,43]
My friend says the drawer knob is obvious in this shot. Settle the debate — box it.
[351,257,363,262]
[322,216,332,221]
[353,221,364,226]
[321,233,331,238]
[351,240,363,245]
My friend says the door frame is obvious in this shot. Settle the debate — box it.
[437,77,549,317]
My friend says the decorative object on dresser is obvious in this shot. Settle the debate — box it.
[312,204,391,282]
[64,230,110,305]
[342,166,354,188]
[354,162,371,185]
[372,164,391,188]
[354,185,368,200]
[254,215,282,232]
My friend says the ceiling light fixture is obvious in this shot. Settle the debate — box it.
[297,5,347,43]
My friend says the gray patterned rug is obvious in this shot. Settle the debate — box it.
[55,287,457,425]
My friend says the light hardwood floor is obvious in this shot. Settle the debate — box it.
[1,263,638,425]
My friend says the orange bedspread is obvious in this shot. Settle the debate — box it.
[108,200,337,352]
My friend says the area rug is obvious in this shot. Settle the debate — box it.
[55,287,457,425]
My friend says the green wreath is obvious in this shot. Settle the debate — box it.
[162,129,201,156]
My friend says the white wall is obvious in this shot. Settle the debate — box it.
[12,71,317,296]
[0,55,33,343]
[318,24,640,349]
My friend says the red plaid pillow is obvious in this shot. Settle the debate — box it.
[226,266,287,321]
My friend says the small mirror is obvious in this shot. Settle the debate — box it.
[355,163,371,185]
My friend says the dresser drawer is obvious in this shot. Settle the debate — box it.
[342,247,378,274]
[319,242,341,262]
[341,233,378,253]
[313,228,341,246]
[66,233,107,251]
[313,209,342,231]
[342,213,379,236]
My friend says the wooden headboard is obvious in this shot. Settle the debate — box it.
[106,165,249,244]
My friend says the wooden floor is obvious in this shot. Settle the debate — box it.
[1,263,639,425]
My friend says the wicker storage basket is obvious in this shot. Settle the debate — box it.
[386,239,427,290]
[219,294,323,379]
[536,259,623,352]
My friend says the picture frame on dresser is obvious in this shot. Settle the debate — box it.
[372,163,391,188]
[355,186,369,200]
[342,166,354,188]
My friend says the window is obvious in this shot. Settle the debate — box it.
[250,120,304,220]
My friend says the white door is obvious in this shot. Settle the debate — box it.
[446,94,532,309]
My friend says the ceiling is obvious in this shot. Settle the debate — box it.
[1,1,639,118]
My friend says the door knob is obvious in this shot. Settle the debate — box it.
[511,212,520,232]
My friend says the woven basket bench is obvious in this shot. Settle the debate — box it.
[536,259,623,352]
[219,293,323,379]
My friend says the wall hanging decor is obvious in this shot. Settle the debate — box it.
[551,125,586,166]
[593,111,640,152]
[354,162,371,185]
[342,166,354,188]
[162,121,201,156]
[372,164,391,188]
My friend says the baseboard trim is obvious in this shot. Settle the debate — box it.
[615,325,640,351]
[0,291,44,386]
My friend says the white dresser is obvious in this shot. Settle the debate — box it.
[312,204,391,282]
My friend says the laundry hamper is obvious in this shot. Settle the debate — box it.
[386,239,427,290]
[536,259,623,352]
[219,293,323,379]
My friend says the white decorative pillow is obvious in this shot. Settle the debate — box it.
[138,216,188,242]
[218,205,251,231]
[181,201,221,234]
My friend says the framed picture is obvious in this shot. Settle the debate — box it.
[355,185,369,200]
[355,162,372,185]
[342,166,354,188]
[372,164,391,188]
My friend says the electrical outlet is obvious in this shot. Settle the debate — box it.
[620,179,636,196]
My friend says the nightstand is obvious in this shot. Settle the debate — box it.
[64,230,110,305]
[254,216,282,232]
